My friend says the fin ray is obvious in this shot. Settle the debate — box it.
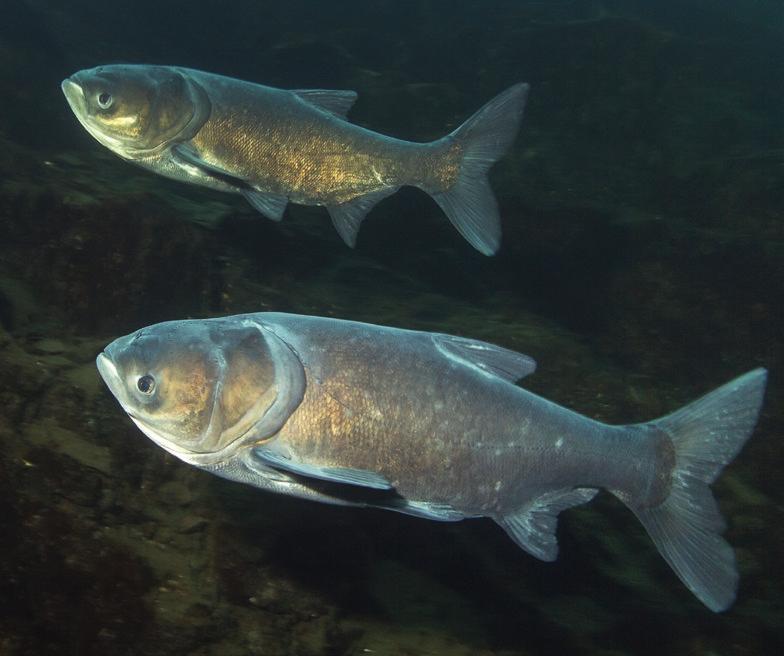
[171,144,288,221]
[252,445,394,491]
[379,499,465,522]
[621,368,767,612]
[327,187,399,247]
[241,189,288,221]
[497,487,598,561]
[171,143,249,188]
[426,83,529,255]
[292,89,358,118]
[433,334,536,382]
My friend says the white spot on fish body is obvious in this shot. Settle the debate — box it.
[555,437,564,449]
[494,481,502,492]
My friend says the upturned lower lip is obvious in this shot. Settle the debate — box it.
[61,78,84,107]
[95,352,141,419]
[60,77,79,92]
[96,352,119,386]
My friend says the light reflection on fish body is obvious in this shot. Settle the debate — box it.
[96,312,767,612]
[62,65,529,254]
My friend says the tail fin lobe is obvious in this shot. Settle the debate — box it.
[627,368,767,612]
[428,83,529,255]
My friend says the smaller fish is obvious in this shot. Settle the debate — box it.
[96,312,767,611]
[61,65,529,254]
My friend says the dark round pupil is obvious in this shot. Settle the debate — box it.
[98,92,111,106]
[137,375,154,394]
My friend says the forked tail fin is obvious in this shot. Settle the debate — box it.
[428,83,529,255]
[624,368,767,611]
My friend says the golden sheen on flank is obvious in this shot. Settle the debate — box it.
[62,64,528,254]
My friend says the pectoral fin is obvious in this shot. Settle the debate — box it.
[172,143,245,186]
[251,445,394,490]
[380,499,465,522]
[171,144,288,221]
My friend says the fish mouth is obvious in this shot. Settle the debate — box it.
[61,77,127,154]
[61,78,83,105]
[95,351,207,460]
[96,351,120,389]
[61,77,89,122]
[96,351,145,420]
[96,351,138,419]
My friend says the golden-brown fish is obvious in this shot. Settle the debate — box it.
[62,65,529,254]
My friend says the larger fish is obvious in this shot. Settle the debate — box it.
[96,313,766,611]
[61,65,528,254]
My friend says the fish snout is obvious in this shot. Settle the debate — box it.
[61,77,87,115]
[96,351,121,388]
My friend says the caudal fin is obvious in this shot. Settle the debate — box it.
[627,368,767,612]
[428,83,529,255]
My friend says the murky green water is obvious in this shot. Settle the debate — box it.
[1,1,782,654]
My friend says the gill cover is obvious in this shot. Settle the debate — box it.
[62,64,210,157]
[98,318,305,465]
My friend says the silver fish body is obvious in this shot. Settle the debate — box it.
[62,65,528,254]
[96,312,766,612]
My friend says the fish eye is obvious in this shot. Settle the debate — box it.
[137,374,156,395]
[97,92,113,109]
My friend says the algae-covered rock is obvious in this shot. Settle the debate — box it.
[0,0,781,654]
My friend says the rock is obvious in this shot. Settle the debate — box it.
[157,481,194,508]
[27,337,66,355]
[178,515,209,534]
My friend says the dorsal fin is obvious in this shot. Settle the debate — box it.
[292,89,358,118]
[433,334,536,382]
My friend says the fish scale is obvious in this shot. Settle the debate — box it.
[96,312,767,612]
[62,64,528,254]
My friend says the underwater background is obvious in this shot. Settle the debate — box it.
[0,0,782,654]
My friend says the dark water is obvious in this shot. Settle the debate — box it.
[1,1,782,654]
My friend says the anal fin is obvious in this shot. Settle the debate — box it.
[327,187,398,247]
[496,487,598,561]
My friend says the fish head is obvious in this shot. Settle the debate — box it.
[96,318,305,465]
[61,64,209,159]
